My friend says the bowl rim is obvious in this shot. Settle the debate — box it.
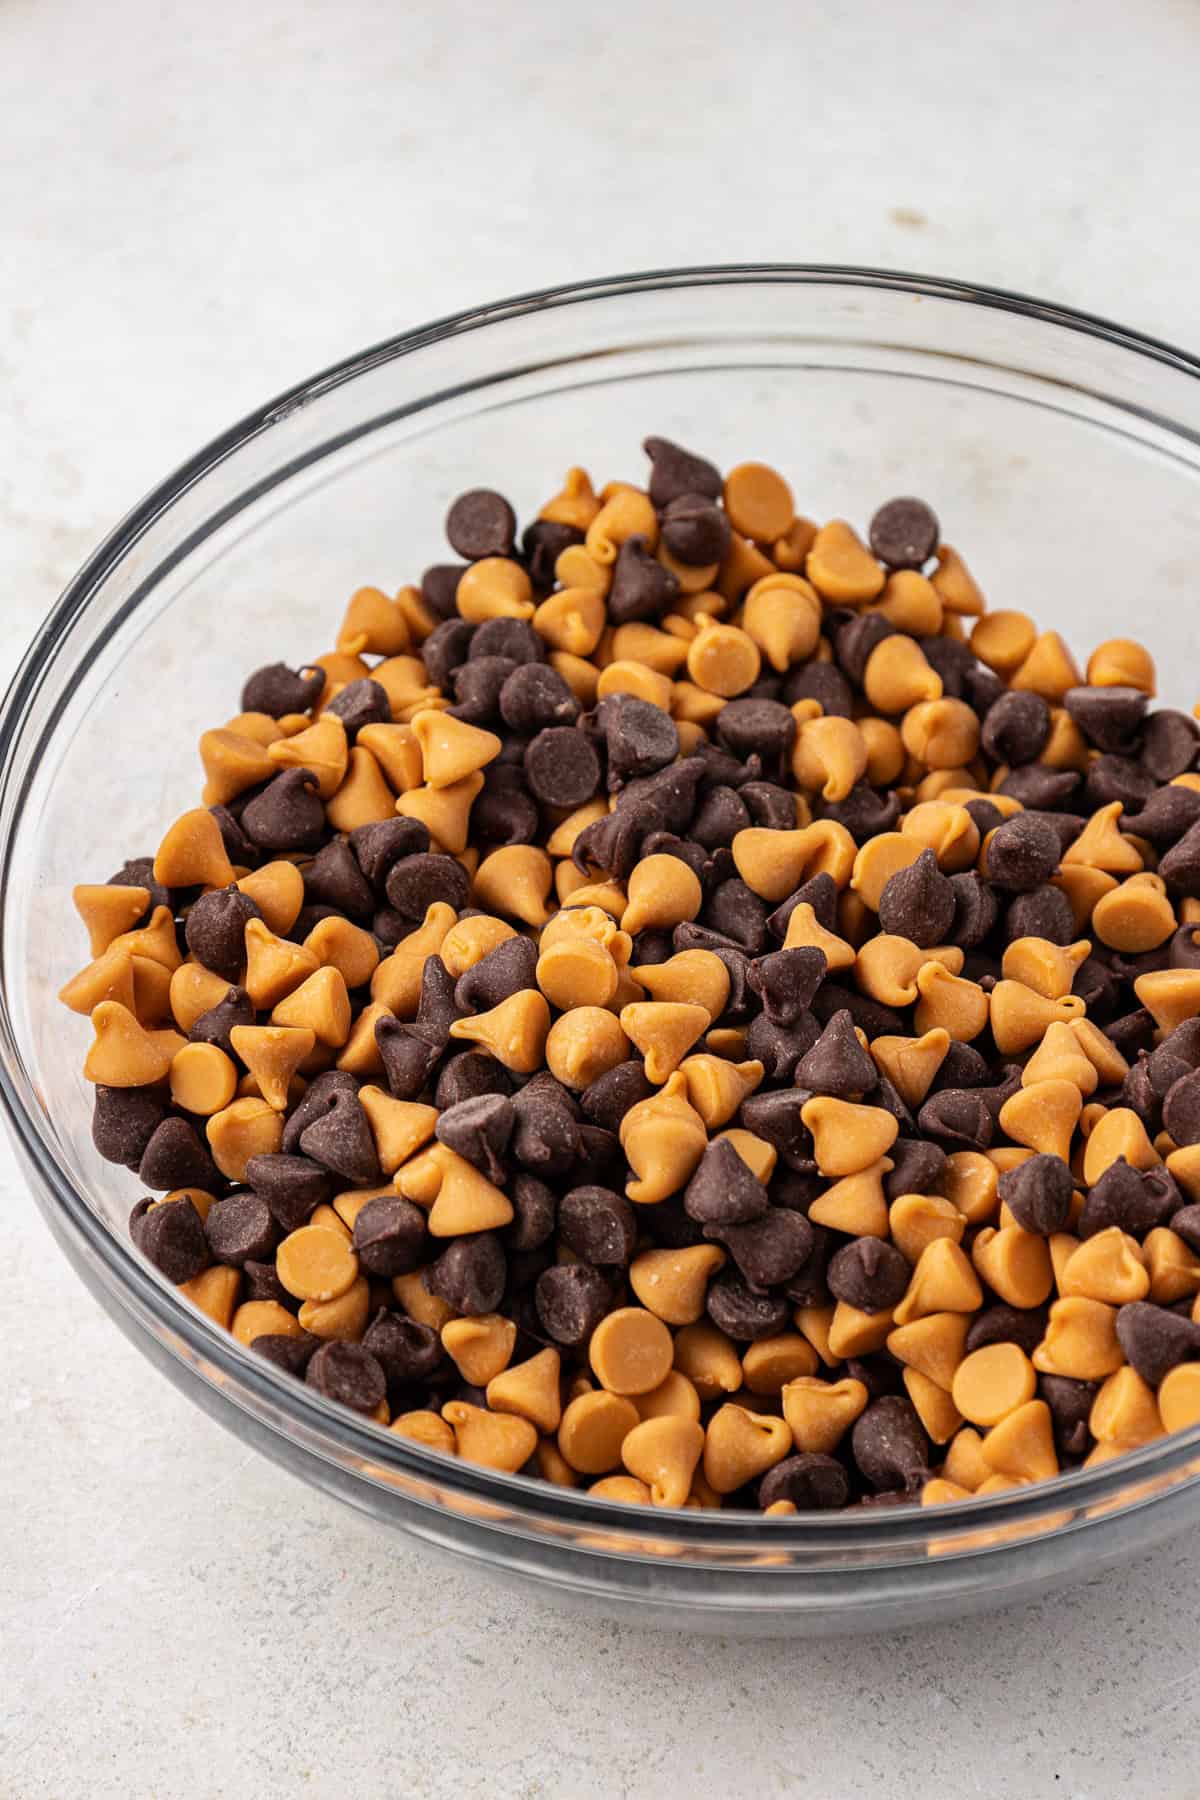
[6,260,1200,1551]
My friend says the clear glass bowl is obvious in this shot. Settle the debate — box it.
[5,266,1200,1636]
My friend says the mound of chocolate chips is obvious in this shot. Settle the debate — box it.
[62,442,1200,1515]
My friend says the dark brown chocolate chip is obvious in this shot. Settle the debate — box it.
[708,1206,813,1292]
[1172,1204,1200,1256]
[503,1174,558,1253]
[351,1195,428,1277]
[298,1087,381,1185]
[743,1010,820,1082]
[184,886,260,981]
[643,435,722,507]
[306,1340,387,1415]
[741,780,799,832]
[435,1051,513,1111]
[980,690,1051,767]
[510,1072,581,1177]
[499,662,580,734]
[375,1017,441,1101]
[242,1259,291,1306]
[1141,709,1200,781]
[702,877,768,953]
[471,618,544,665]
[1064,685,1148,753]
[523,727,601,809]
[363,1309,445,1388]
[768,872,839,940]
[92,1084,167,1170]
[1159,820,1200,897]
[660,493,732,566]
[434,1094,514,1184]
[793,1009,877,1098]
[997,1153,1074,1236]
[1085,755,1156,814]
[747,947,827,1025]
[984,814,1061,892]
[349,819,430,894]
[129,1193,211,1283]
[1004,884,1075,946]
[522,520,582,592]
[445,488,516,561]
[594,693,679,787]
[422,617,476,687]
[998,764,1081,812]
[211,804,257,869]
[139,1117,221,1193]
[107,855,171,919]
[705,1268,791,1341]
[759,1452,850,1511]
[690,785,751,850]
[454,657,521,729]
[868,497,939,570]
[715,697,796,766]
[470,769,539,846]
[606,534,680,624]
[1078,1158,1180,1239]
[245,1151,331,1231]
[579,1060,654,1135]
[851,1395,930,1492]
[876,849,955,949]
[241,768,326,853]
[384,852,470,923]
[827,1236,910,1312]
[1163,1069,1200,1147]
[204,1192,276,1266]
[739,1088,814,1171]
[885,1139,947,1201]
[1125,786,1200,849]
[454,934,538,1014]
[684,1137,770,1227]
[188,985,253,1058]
[419,565,469,621]
[1115,1301,1200,1386]
[1039,1374,1096,1461]
[558,1186,637,1268]
[945,871,998,949]
[303,839,375,922]
[241,662,323,717]
[253,1332,320,1375]
[425,1232,506,1317]
[535,1261,611,1346]
[917,1089,993,1151]
[966,1303,1048,1358]
[325,678,390,741]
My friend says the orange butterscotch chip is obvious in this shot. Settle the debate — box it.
[276,1223,360,1303]
[628,1245,725,1326]
[781,1376,868,1453]
[702,1404,791,1494]
[620,1415,705,1508]
[806,519,885,603]
[443,1402,537,1472]
[588,1307,674,1397]
[672,1320,743,1401]
[153,808,236,890]
[557,1390,639,1475]
[72,884,152,958]
[951,1344,1037,1428]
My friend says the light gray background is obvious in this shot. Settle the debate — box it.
[4,2,1200,1794]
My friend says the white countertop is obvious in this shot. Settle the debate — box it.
[5,1,1200,1793]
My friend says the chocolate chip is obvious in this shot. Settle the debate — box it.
[699,878,765,953]
[1115,1301,1200,1386]
[1078,1158,1180,1239]
[821,786,903,845]
[522,726,601,810]
[306,1340,387,1415]
[643,435,722,507]
[204,1192,276,1266]
[594,693,678,787]
[432,1053,510,1114]
[347,819,428,896]
[690,785,751,850]
[92,1084,167,1170]
[768,873,839,940]
[375,1017,441,1101]
[827,1237,910,1311]
[535,1261,611,1346]
[422,617,476,688]
[868,497,939,570]
[445,488,516,560]
[254,1332,320,1375]
[747,947,827,1025]
[997,765,1081,811]
[714,697,796,767]
[917,1089,993,1151]
[604,534,679,624]
[740,780,798,832]
[139,1117,220,1193]
[424,1232,506,1317]
[759,1452,850,1511]
[454,934,538,1013]
[660,493,731,566]
[1126,786,1200,848]
[793,1009,877,1098]
[851,1395,930,1492]
[241,662,323,716]
[325,678,391,741]
[241,768,325,853]
[1064,685,1148,753]
[243,1152,330,1233]
[129,1194,210,1283]
[579,1061,654,1135]
[434,1094,514,1184]
[684,1137,770,1226]
[943,871,998,950]
[984,814,1060,892]
[705,1268,791,1341]
[1163,1069,1200,1146]
[363,1310,444,1390]
[107,855,171,918]
[1001,884,1073,946]
[384,852,470,923]
[298,1086,380,1185]
[885,1139,947,1201]
[501,1174,557,1254]
[743,1010,819,1082]
[980,691,1051,767]
[1141,710,1200,782]
[1039,1374,1096,1462]
[303,839,375,922]
[522,520,582,592]
[351,1196,428,1277]
[499,662,580,734]
[1159,819,1200,898]
[997,1154,1074,1236]
[511,1072,581,1177]
[556,1186,636,1268]
[876,849,955,948]
[1085,754,1156,814]
[966,1304,1048,1358]
[210,804,258,869]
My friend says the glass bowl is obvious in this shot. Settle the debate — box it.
[5,265,1200,1637]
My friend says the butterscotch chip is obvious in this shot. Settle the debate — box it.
[672,1320,743,1401]
[781,1376,868,1454]
[588,1307,674,1396]
[620,1415,704,1507]
[441,1313,517,1386]
[628,1246,726,1326]
[444,1401,537,1471]
[486,1348,563,1435]
[741,1334,819,1395]
[951,1343,1037,1427]
[169,1042,238,1116]
[390,1411,457,1454]
[703,1403,791,1494]
[557,1390,640,1474]
[206,1097,283,1182]
[276,1224,360,1303]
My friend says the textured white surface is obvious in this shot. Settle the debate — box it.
[5,1,1200,1793]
